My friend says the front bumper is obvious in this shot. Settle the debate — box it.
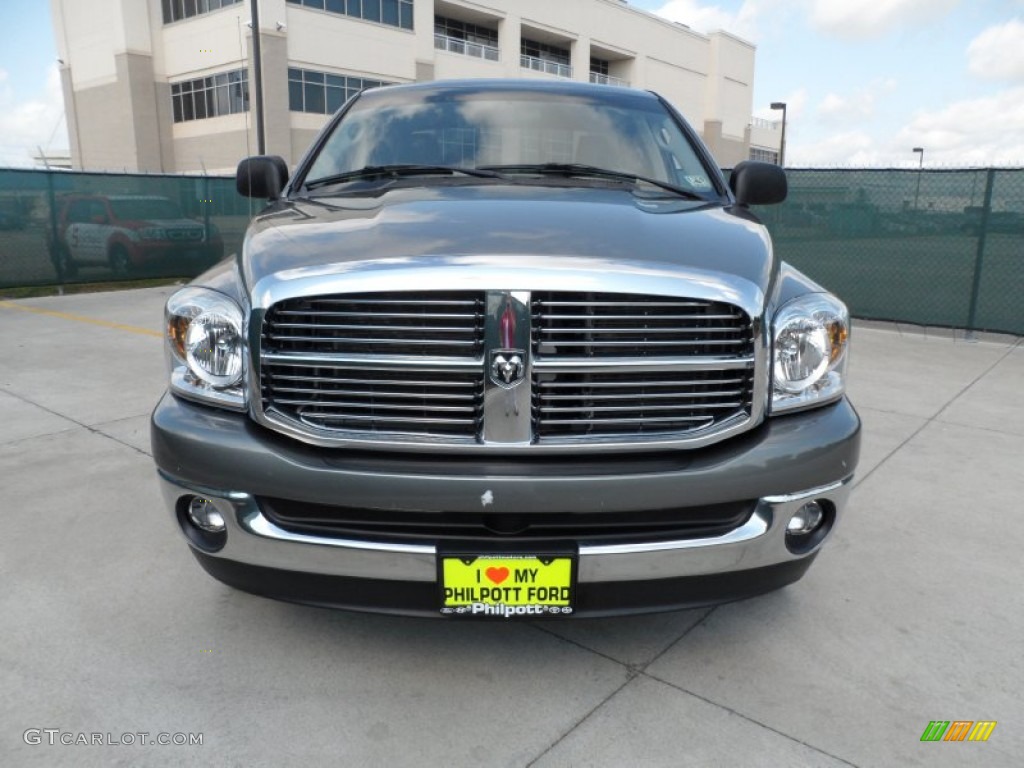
[152,394,860,617]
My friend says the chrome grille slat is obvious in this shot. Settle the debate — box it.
[272,323,478,332]
[537,390,745,401]
[540,313,742,321]
[276,310,479,319]
[542,417,716,425]
[539,403,744,413]
[536,339,749,347]
[312,299,481,306]
[538,326,744,335]
[266,335,479,347]
[301,413,479,426]
[537,379,744,389]
[276,400,479,412]
[271,375,479,389]
[273,387,477,400]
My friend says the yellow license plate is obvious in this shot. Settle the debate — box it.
[440,555,575,617]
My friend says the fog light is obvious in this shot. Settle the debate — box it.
[787,501,825,536]
[187,497,225,533]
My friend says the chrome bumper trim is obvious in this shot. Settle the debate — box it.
[158,472,853,584]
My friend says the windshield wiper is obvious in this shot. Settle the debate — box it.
[478,163,708,200]
[304,164,503,190]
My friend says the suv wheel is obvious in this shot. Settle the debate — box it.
[109,246,132,277]
[55,246,78,279]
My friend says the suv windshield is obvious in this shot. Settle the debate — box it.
[111,198,183,221]
[303,86,719,197]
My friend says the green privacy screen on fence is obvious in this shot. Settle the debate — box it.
[0,166,1021,334]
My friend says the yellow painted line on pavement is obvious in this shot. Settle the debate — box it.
[0,300,162,338]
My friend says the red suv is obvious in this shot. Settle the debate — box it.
[51,194,223,277]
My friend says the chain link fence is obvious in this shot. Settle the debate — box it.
[1,166,1021,334]
[753,168,1023,335]
[0,168,254,288]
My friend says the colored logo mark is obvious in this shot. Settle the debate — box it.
[920,721,997,742]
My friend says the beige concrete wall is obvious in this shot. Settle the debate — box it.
[120,53,164,172]
[254,32,292,160]
[54,0,777,172]
[285,4,418,83]
[173,129,251,174]
[645,58,707,127]
[706,32,756,144]
[58,66,84,169]
[291,129,322,166]
[702,120,749,169]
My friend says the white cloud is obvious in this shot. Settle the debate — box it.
[753,86,809,123]
[808,0,960,40]
[788,130,883,166]
[788,86,1024,166]
[650,0,764,40]
[893,86,1024,165]
[967,18,1024,81]
[816,78,897,123]
[0,64,67,167]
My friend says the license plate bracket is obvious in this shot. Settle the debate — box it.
[438,554,577,617]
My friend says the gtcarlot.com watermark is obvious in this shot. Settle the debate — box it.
[24,729,203,747]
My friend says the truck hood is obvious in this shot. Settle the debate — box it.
[241,184,775,309]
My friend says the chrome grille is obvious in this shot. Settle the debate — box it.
[263,291,485,357]
[260,291,486,440]
[532,292,752,358]
[260,362,484,437]
[533,369,754,438]
[531,292,756,442]
[257,288,758,449]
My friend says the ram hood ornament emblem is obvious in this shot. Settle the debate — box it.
[489,349,526,389]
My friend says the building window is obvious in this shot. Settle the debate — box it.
[749,147,779,164]
[521,38,572,78]
[588,57,629,86]
[286,0,414,30]
[434,15,499,61]
[162,0,241,24]
[171,69,249,123]
[288,68,391,114]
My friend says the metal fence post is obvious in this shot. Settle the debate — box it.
[965,169,996,339]
[44,169,64,290]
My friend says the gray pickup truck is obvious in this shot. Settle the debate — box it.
[151,79,860,618]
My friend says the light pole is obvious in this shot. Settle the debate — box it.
[770,102,787,167]
[250,0,266,155]
[912,147,924,210]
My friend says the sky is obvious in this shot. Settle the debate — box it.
[2,0,1023,168]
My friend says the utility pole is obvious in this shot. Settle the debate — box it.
[770,102,787,167]
[912,147,924,210]
[250,0,266,155]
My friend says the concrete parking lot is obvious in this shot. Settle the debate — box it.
[1,286,1021,767]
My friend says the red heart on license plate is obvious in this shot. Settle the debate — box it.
[485,566,510,585]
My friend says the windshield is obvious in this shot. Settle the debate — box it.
[303,87,719,196]
[111,198,183,221]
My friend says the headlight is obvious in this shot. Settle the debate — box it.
[139,227,166,240]
[165,287,246,410]
[771,293,849,414]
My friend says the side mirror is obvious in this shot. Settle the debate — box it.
[91,214,108,225]
[729,161,788,206]
[236,155,289,200]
